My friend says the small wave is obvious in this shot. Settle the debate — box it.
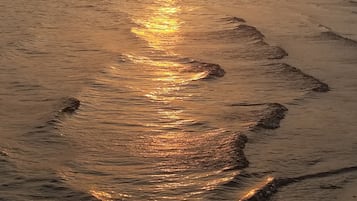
[265,63,330,92]
[181,60,226,79]
[60,97,81,114]
[22,97,81,132]
[259,42,288,59]
[233,25,288,60]
[221,16,246,23]
[234,24,265,40]
[52,97,80,122]
[228,103,288,130]
[318,26,357,45]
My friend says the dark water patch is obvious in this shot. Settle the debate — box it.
[319,184,343,189]
[265,63,330,92]
[5,80,46,94]
[239,166,357,201]
[0,142,96,200]
[0,175,100,201]
[254,103,288,130]
[60,97,80,114]
[74,4,96,9]
[16,48,50,55]
[348,0,357,5]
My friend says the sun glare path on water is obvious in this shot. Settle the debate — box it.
[131,0,183,53]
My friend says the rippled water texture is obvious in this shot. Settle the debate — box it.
[1,0,356,200]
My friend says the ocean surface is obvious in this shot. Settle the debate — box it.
[0,0,356,200]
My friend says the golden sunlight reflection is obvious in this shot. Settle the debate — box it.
[239,176,275,201]
[142,128,227,159]
[202,171,237,191]
[131,0,183,52]
[124,54,181,68]
[124,54,207,102]
[126,1,207,104]
[90,190,114,201]
[144,86,183,102]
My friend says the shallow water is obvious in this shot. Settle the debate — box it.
[0,0,356,200]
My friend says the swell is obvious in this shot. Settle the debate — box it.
[223,18,287,60]
[19,14,332,201]
[184,17,288,60]
[263,63,330,92]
